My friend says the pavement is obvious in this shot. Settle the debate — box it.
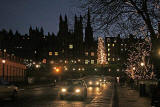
[18,82,62,90]
[117,85,151,107]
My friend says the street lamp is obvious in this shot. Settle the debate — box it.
[2,59,6,80]
[35,64,40,68]
[133,67,136,70]
[141,62,145,67]
[158,49,160,56]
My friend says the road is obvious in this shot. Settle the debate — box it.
[0,83,113,107]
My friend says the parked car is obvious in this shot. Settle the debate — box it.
[0,81,18,100]
[59,79,87,100]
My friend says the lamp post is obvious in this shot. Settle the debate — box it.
[2,59,6,80]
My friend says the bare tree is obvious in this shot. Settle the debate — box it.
[80,0,160,37]
[125,37,154,80]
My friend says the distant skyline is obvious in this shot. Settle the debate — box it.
[0,0,82,35]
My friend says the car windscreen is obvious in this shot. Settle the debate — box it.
[64,80,82,86]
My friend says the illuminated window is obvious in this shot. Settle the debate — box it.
[91,52,95,56]
[108,48,110,51]
[85,60,89,64]
[109,69,111,72]
[108,44,110,47]
[121,49,123,51]
[118,58,120,61]
[113,58,115,61]
[114,40,117,43]
[121,44,123,46]
[65,60,68,64]
[50,60,54,64]
[69,44,73,49]
[85,52,88,56]
[49,52,52,56]
[55,52,58,56]
[91,60,94,64]
[112,44,115,47]
[108,53,110,56]
[117,69,120,72]
[108,58,110,61]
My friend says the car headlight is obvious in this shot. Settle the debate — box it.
[89,81,92,85]
[61,88,67,92]
[96,82,99,85]
[75,89,81,93]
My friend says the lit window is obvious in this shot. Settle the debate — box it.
[91,60,94,64]
[117,69,120,72]
[108,58,110,61]
[121,49,123,51]
[85,52,88,56]
[108,44,110,47]
[112,44,115,47]
[73,68,76,71]
[69,44,73,49]
[108,53,110,56]
[55,52,58,56]
[121,44,123,46]
[114,40,117,43]
[50,60,54,64]
[85,60,89,64]
[118,58,120,61]
[65,60,68,64]
[113,58,115,61]
[49,52,52,56]
[108,48,110,51]
[91,52,95,56]
[34,50,37,54]
[78,59,81,62]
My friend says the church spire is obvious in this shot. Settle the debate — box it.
[85,8,93,48]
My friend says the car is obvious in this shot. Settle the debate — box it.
[0,81,18,100]
[59,79,87,100]
[86,77,101,87]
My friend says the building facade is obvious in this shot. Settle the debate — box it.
[0,51,26,83]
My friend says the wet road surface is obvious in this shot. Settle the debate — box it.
[0,83,113,107]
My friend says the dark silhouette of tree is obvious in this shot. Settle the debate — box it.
[80,0,159,38]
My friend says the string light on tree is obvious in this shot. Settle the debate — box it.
[97,37,107,64]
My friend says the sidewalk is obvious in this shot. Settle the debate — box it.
[18,81,63,90]
[117,85,151,107]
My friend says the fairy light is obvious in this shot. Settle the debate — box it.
[125,38,154,80]
[97,37,107,64]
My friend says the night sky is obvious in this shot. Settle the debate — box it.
[0,0,81,35]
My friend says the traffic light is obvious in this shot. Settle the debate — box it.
[54,67,61,73]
